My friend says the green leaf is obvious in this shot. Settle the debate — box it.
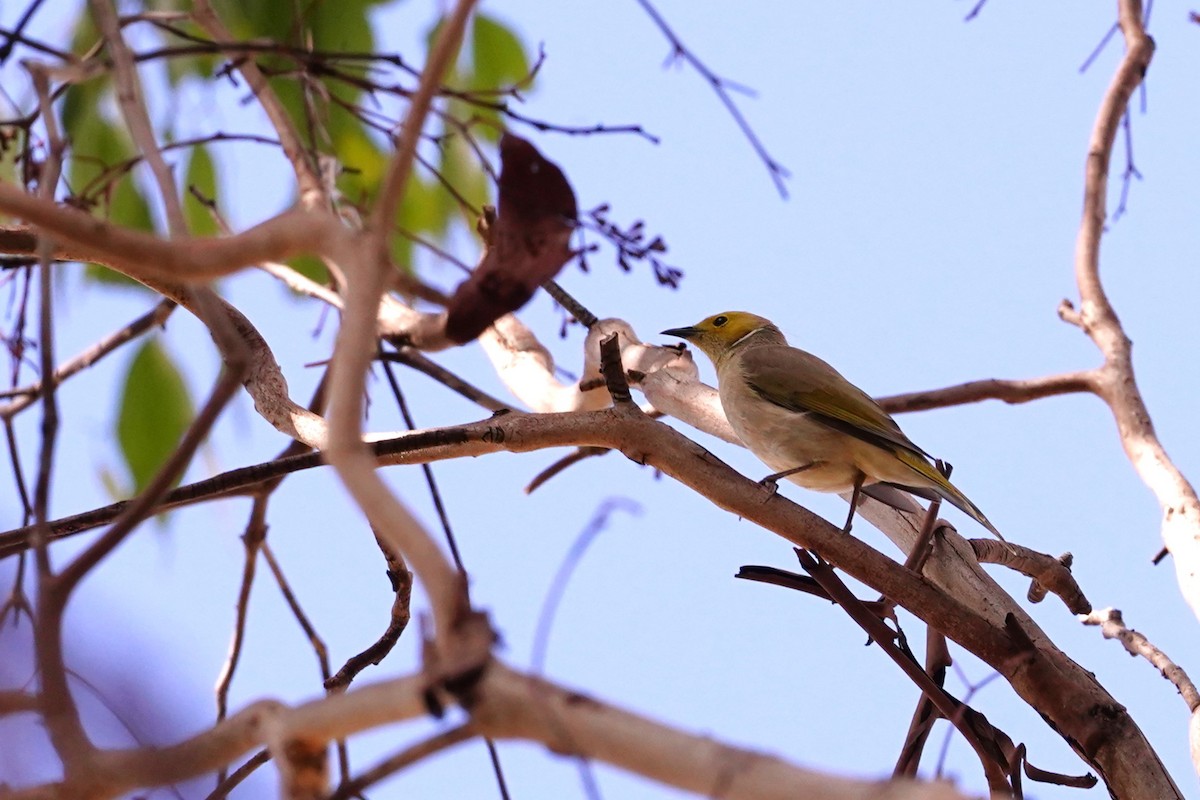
[62,84,156,235]
[164,21,219,86]
[472,14,530,90]
[437,134,489,224]
[286,254,331,287]
[467,15,531,142]
[335,124,388,198]
[398,172,450,236]
[62,84,156,290]
[116,339,194,494]
[84,264,147,288]
[308,0,376,51]
[183,145,219,236]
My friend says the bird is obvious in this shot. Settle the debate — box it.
[661,311,1005,540]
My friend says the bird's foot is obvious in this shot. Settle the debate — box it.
[757,477,780,503]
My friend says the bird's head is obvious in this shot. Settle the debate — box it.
[662,311,784,363]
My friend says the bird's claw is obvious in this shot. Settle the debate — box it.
[757,476,780,503]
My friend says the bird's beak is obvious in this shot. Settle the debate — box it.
[661,326,700,341]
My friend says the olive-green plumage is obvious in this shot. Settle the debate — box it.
[663,311,1003,539]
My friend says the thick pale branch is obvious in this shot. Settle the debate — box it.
[0,227,330,446]
[0,188,340,283]
[323,0,477,655]
[16,662,975,800]
[1069,0,1200,624]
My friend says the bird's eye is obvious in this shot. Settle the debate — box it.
[713,315,728,327]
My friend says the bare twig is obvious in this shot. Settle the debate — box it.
[204,749,270,800]
[971,543,1091,615]
[894,630,951,777]
[191,0,324,201]
[542,280,599,329]
[328,724,476,800]
[1081,608,1200,711]
[531,498,641,673]
[0,0,55,64]
[27,60,86,769]
[325,547,412,691]
[53,364,244,596]
[877,371,1098,415]
[214,498,266,732]
[633,0,789,196]
[379,347,510,413]
[792,550,1012,793]
[89,0,186,235]
[524,446,610,494]
[0,298,175,417]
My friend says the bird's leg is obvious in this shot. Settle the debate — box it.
[843,472,866,534]
[758,462,817,501]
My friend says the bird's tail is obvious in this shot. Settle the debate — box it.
[894,450,1007,543]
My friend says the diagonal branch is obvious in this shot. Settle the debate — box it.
[323,0,477,655]
[0,401,1181,796]
[191,0,324,203]
[88,0,187,237]
[0,298,175,417]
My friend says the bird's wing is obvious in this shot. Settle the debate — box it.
[739,346,932,460]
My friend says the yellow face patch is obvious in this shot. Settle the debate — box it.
[695,311,771,344]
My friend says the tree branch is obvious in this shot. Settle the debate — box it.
[877,370,1099,415]
[1067,2,1200,624]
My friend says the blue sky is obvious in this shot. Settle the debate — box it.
[2,2,1199,798]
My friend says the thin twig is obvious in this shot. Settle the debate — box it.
[633,0,789,196]
[203,749,270,800]
[27,60,89,768]
[325,547,412,691]
[877,370,1097,415]
[327,725,476,800]
[542,280,599,329]
[258,539,353,780]
[531,498,641,673]
[793,549,1012,792]
[377,345,467,571]
[379,347,510,413]
[0,0,55,63]
[52,362,244,595]
[0,298,175,416]
[1081,608,1200,711]
[893,629,951,777]
[89,0,187,236]
[214,500,265,727]
[191,0,324,200]
[524,446,610,494]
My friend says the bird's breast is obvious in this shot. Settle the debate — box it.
[718,371,862,492]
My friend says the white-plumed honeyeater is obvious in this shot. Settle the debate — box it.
[662,311,1004,540]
